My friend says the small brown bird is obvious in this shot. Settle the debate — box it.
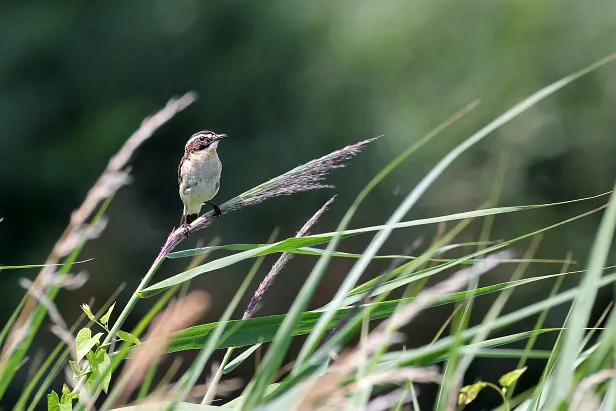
[178,130,227,227]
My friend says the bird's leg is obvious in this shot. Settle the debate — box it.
[205,201,222,218]
[181,206,191,238]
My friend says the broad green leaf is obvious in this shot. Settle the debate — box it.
[59,393,73,406]
[99,303,115,329]
[161,272,568,354]
[117,330,141,345]
[48,391,60,411]
[47,390,72,411]
[162,268,581,377]
[75,329,102,363]
[499,366,527,388]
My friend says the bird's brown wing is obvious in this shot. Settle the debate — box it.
[178,153,187,185]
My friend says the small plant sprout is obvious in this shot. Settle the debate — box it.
[47,303,141,409]
[458,366,527,410]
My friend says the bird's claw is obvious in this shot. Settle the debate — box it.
[213,204,222,218]
[206,202,222,218]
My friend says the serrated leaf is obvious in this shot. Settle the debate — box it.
[99,302,115,328]
[458,382,486,405]
[80,304,96,322]
[76,328,103,362]
[117,330,141,345]
[499,366,527,388]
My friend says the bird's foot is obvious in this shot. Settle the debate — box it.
[206,201,222,218]
[181,223,191,238]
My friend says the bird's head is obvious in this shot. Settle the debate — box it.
[185,130,227,154]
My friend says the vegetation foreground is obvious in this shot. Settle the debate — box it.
[1,53,616,411]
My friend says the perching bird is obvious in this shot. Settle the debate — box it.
[178,130,226,227]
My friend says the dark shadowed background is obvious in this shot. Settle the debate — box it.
[1,1,616,409]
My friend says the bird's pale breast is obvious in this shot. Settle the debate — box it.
[179,150,222,214]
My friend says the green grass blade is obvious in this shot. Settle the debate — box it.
[0,194,114,400]
[145,195,605,299]
[237,102,481,410]
[344,206,606,306]
[161,268,581,354]
[279,54,616,378]
[544,185,616,409]
[166,192,608,260]
[0,259,93,271]
[0,294,27,350]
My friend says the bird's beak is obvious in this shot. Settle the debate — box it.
[215,134,227,141]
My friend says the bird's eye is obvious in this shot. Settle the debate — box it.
[199,136,206,142]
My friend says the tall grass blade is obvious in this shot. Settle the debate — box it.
[543,184,616,409]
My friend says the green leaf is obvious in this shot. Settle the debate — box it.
[48,391,60,411]
[68,360,80,380]
[160,262,586,355]
[59,393,73,408]
[62,384,71,396]
[75,328,103,363]
[99,303,115,329]
[98,351,112,394]
[80,305,96,322]
[86,349,112,394]
[86,350,103,369]
[47,390,73,411]
[162,285,561,354]
[458,382,487,405]
[499,366,527,388]
[117,330,141,345]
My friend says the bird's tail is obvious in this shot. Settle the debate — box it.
[180,212,198,226]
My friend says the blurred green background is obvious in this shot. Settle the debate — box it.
[1,0,616,408]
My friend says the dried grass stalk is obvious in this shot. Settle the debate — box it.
[1,92,197,367]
